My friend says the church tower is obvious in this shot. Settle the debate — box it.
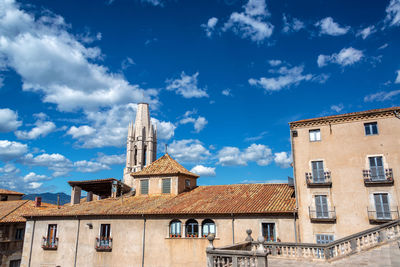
[123,103,157,186]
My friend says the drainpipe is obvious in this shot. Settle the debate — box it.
[141,215,146,267]
[290,126,300,243]
[74,218,81,267]
[231,213,235,244]
[28,219,36,267]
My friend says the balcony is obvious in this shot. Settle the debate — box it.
[309,207,336,223]
[367,207,399,223]
[96,237,112,252]
[305,172,332,187]
[363,169,394,186]
[42,237,58,250]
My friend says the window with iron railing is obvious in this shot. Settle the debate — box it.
[96,224,112,251]
[42,224,58,250]
[306,161,331,186]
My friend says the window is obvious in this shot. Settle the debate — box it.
[43,224,57,249]
[185,219,199,237]
[100,224,111,245]
[169,220,182,237]
[162,178,171,194]
[316,234,334,244]
[15,228,24,240]
[185,179,190,188]
[369,156,385,180]
[9,260,21,267]
[202,219,215,237]
[311,161,324,182]
[143,146,147,166]
[1,195,8,201]
[315,195,329,218]
[364,122,378,136]
[309,129,321,142]
[134,147,137,165]
[374,193,391,219]
[261,223,275,242]
[140,180,149,195]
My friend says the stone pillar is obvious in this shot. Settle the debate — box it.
[71,186,81,205]
[87,191,93,202]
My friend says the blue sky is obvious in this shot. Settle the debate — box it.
[0,0,399,194]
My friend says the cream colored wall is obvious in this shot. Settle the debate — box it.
[292,115,400,243]
[21,215,295,267]
[133,175,197,196]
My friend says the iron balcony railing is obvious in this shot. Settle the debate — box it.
[42,237,58,250]
[309,206,336,222]
[95,237,112,252]
[363,168,394,186]
[367,207,399,223]
[305,171,332,187]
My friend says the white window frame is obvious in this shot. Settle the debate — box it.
[309,129,321,142]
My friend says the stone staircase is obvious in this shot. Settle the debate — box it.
[206,219,400,266]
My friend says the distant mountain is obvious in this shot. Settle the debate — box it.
[23,192,70,205]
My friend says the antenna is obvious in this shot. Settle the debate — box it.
[165,144,168,154]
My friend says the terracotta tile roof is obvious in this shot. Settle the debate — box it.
[132,154,199,178]
[23,183,295,218]
[0,200,57,223]
[290,106,400,126]
[0,188,24,195]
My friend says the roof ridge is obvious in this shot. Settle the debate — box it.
[0,200,29,221]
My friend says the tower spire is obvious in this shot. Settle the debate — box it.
[123,103,157,186]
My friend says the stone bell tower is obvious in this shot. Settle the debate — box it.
[123,103,157,186]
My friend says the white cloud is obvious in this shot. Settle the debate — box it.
[378,43,389,50]
[141,0,164,6]
[223,0,274,43]
[96,153,125,165]
[190,165,216,177]
[151,118,176,140]
[396,70,400,83]
[15,119,56,140]
[168,139,211,163]
[179,112,208,133]
[330,104,344,113]
[202,17,218,37]
[23,172,50,182]
[248,65,313,92]
[282,14,305,33]
[22,153,73,177]
[244,131,267,142]
[356,26,376,39]
[0,140,27,161]
[0,0,157,112]
[121,57,135,70]
[217,143,273,166]
[166,72,208,98]
[74,160,110,173]
[385,0,400,27]
[268,60,282,66]
[221,89,232,96]
[364,90,400,102]
[28,182,42,189]
[0,108,22,132]
[315,17,350,36]
[67,125,96,139]
[274,152,292,168]
[317,47,363,67]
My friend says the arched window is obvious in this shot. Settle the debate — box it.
[134,147,137,165]
[202,219,216,237]
[169,220,181,238]
[143,146,147,166]
[185,219,199,237]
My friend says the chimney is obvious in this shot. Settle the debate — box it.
[35,197,42,207]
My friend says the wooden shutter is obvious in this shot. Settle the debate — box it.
[374,194,383,219]
[162,179,171,194]
[140,180,149,194]
[312,161,324,182]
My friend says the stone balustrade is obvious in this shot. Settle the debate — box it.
[206,219,400,266]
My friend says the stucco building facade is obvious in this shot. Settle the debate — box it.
[290,107,400,243]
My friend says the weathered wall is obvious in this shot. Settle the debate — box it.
[292,115,400,243]
[20,215,295,267]
[0,222,24,267]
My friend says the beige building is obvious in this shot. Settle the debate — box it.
[0,190,55,267]
[290,107,400,243]
[20,155,296,267]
